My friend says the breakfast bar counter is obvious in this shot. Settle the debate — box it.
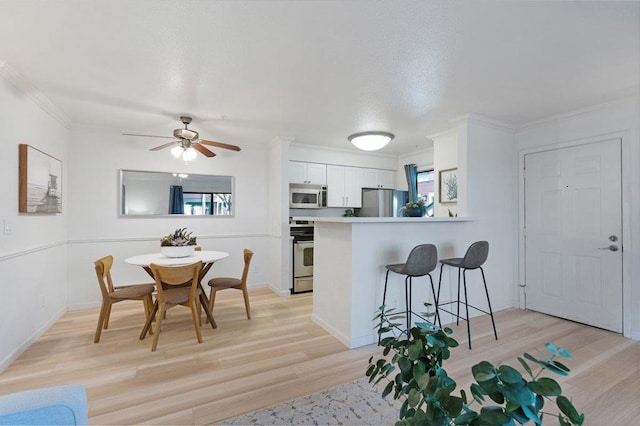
[309,217,479,348]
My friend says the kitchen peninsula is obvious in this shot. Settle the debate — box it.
[306,216,478,348]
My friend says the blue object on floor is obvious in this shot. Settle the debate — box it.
[0,384,87,425]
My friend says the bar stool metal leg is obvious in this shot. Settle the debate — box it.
[481,267,498,340]
[456,268,461,326]
[405,276,411,338]
[463,269,472,349]
[428,274,441,328]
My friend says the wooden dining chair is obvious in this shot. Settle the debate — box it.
[140,261,204,351]
[208,249,254,319]
[93,255,155,343]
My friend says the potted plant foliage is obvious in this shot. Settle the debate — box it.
[367,306,584,425]
[160,227,197,258]
[404,199,426,217]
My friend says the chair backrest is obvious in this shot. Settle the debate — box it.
[460,241,489,269]
[239,249,254,288]
[150,261,203,302]
[94,255,115,298]
[401,244,438,276]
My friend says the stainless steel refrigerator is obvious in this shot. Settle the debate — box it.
[359,188,408,217]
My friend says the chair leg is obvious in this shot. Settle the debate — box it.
[151,304,165,351]
[242,287,251,319]
[94,300,110,343]
[404,276,411,338]
[143,295,153,335]
[463,270,472,349]
[103,303,112,329]
[190,300,203,344]
[208,288,218,319]
[456,268,461,326]
[480,267,498,341]
[436,264,444,325]
[378,269,391,345]
[428,274,441,328]
[140,301,158,340]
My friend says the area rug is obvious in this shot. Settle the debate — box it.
[219,377,400,425]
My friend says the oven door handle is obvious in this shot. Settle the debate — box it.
[294,241,314,248]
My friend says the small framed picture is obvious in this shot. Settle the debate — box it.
[19,144,63,213]
[438,168,457,203]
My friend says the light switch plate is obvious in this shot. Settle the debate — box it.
[3,220,12,235]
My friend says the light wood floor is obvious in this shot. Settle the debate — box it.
[1,288,639,425]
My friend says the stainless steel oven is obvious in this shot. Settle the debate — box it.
[291,221,314,293]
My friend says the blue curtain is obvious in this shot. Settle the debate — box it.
[404,164,418,202]
[169,185,184,214]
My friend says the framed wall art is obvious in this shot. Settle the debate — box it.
[438,167,457,203]
[19,144,63,213]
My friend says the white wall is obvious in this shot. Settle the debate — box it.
[66,128,272,309]
[0,75,70,371]
[432,129,459,217]
[516,96,640,339]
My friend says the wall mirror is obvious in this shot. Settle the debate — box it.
[120,170,234,216]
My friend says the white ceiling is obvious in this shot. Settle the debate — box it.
[0,1,638,155]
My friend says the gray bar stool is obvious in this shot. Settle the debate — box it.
[435,240,497,349]
[380,244,440,343]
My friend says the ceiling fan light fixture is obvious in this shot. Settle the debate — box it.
[170,146,184,158]
[182,147,197,161]
[348,131,394,151]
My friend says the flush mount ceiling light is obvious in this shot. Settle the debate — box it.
[348,131,395,151]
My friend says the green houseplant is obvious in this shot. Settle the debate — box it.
[160,228,197,257]
[367,306,584,426]
[404,199,425,217]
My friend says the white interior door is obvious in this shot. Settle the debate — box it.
[524,139,622,332]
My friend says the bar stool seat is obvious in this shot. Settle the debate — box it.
[436,240,497,349]
[380,244,440,343]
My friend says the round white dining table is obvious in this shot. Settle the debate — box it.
[125,250,230,330]
[124,250,229,267]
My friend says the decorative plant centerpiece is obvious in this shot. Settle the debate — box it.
[403,199,425,217]
[160,228,197,258]
[367,305,584,425]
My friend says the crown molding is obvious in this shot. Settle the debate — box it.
[450,113,517,132]
[0,60,73,128]
[519,94,640,130]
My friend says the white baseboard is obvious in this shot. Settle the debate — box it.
[311,313,352,348]
[67,301,102,311]
[0,306,67,373]
[267,284,291,297]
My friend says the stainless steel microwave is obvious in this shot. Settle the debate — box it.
[289,183,327,209]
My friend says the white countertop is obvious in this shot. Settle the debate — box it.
[291,216,473,223]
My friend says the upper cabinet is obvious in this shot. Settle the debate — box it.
[289,161,327,185]
[359,168,395,189]
[326,165,363,208]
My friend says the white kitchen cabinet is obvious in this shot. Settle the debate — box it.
[326,165,362,207]
[359,168,396,189]
[289,161,326,184]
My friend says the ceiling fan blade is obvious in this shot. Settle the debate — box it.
[200,139,241,152]
[123,133,175,139]
[193,143,216,158]
[149,141,179,151]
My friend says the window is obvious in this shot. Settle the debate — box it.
[183,192,232,216]
[417,170,435,217]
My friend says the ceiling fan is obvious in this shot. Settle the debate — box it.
[123,116,241,160]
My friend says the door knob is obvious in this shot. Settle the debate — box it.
[598,245,619,252]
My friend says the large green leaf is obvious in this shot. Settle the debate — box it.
[498,365,523,384]
[472,361,496,382]
[398,356,412,374]
[453,411,478,425]
[503,381,535,406]
[478,407,510,424]
[522,404,541,425]
[557,396,584,425]
[382,381,394,398]
[408,388,421,408]
[527,377,562,397]
[517,357,533,378]
[445,396,464,417]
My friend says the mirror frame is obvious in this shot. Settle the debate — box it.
[119,169,235,218]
